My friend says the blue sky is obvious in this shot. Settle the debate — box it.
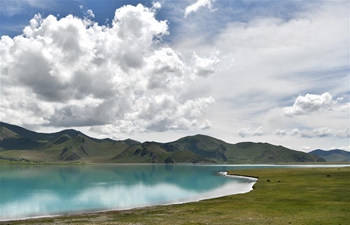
[1,0,349,151]
[1,0,135,37]
[1,0,311,38]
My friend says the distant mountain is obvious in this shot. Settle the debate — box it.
[166,135,324,163]
[310,149,350,162]
[0,122,325,164]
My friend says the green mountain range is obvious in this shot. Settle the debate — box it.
[0,122,325,164]
[309,149,350,162]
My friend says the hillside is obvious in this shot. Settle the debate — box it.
[310,149,350,162]
[0,122,325,164]
[168,134,324,163]
[0,122,131,163]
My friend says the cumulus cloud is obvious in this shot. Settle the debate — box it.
[297,127,332,138]
[275,129,287,137]
[89,121,137,140]
[86,9,95,18]
[290,128,300,137]
[0,3,216,134]
[282,92,348,117]
[152,2,162,10]
[191,51,219,77]
[283,93,333,117]
[253,126,265,136]
[238,126,265,137]
[184,0,216,18]
[237,128,250,138]
[336,102,350,112]
[335,127,350,138]
[288,127,349,139]
[307,127,333,138]
[199,119,212,130]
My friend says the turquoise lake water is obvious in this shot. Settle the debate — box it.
[0,164,345,220]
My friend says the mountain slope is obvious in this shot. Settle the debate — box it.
[0,122,132,162]
[168,135,324,163]
[111,141,215,164]
[111,134,325,164]
[0,122,325,164]
[310,149,350,162]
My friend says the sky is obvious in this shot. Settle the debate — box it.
[0,0,349,152]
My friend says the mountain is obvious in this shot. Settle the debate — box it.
[0,122,325,164]
[0,122,131,163]
[167,134,324,163]
[310,149,350,162]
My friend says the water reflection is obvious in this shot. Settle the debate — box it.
[0,164,255,220]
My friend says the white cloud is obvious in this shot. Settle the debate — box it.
[336,102,350,112]
[87,9,95,18]
[298,128,327,138]
[290,128,300,137]
[238,126,266,137]
[283,93,333,117]
[170,118,197,131]
[309,127,333,138]
[335,127,350,138]
[199,119,212,130]
[0,4,216,133]
[252,126,265,136]
[238,128,250,138]
[89,121,137,140]
[184,0,216,18]
[152,2,162,10]
[300,146,311,152]
[288,127,349,139]
[282,93,348,118]
[275,129,287,137]
[191,51,219,77]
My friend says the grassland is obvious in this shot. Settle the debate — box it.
[2,166,349,225]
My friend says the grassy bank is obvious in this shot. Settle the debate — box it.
[2,167,349,225]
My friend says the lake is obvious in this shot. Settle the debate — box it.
[0,164,345,220]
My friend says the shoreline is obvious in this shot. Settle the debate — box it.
[219,171,259,181]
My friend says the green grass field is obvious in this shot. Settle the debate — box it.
[2,167,349,225]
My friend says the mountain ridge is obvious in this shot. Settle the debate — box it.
[309,149,350,162]
[0,122,326,164]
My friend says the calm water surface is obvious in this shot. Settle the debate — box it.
[0,164,344,220]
